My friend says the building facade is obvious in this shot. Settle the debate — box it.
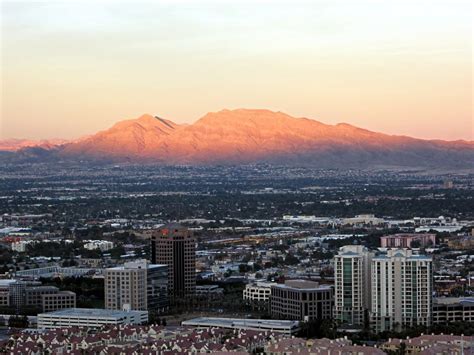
[105,262,148,311]
[42,291,76,312]
[244,281,276,303]
[37,308,148,329]
[371,249,433,332]
[432,297,474,323]
[0,280,76,312]
[182,317,301,335]
[146,263,169,314]
[270,280,333,321]
[243,281,276,311]
[0,280,18,307]
[105,260,168,314]
[25,286,59,308]
[380,233,436,248]
[334,245,373,327]
[83,240,114,251]
[150,224,196,298]
[0,289,9,306]
[342,214,384,226]
[447,235,474,250]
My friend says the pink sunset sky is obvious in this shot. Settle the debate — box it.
[0,0,472,141]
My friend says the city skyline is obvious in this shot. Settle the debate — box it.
[1,0,472,141]
[0,1,473,350]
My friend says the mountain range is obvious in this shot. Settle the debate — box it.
[0,138,70,152]
[2,109,473,169]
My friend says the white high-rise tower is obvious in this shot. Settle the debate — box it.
[371,249,433,332]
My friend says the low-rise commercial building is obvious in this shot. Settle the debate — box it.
[380,233,436,248]
[11,240,37,253]
[83,240,114,251]
[25,286,59,308]
[270,280,333,321]
[342,214,384,227]
[433,297,474,323]
[0,280,77,312]
[42,291,76,313]
[15,266,98,280]
[243,281,276,309]
[447,236,474,250]
[182,317,300,335]
[37,308,148,329]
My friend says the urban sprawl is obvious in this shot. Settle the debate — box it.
[0,164,473,354]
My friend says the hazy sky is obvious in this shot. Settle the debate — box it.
[1,0,472,140]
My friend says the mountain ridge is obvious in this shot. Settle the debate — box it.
[1,109,473,169]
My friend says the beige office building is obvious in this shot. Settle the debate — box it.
[25,286,59,307]
[270,280,333,321]
[42,291,76,312]
[105,262,147,311]
[244,281,276,303]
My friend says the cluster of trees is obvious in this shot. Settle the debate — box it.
[0,306,40,316]
[266,253,300,268]
[41,277,104,308]
[169,281,256,317]
[23,237,137,262]
[0,248,13,273]
[148,314,168,326]
[238,262,263,274]
[7,315,29,328]
[298,319,337,338]
[0,315,29,328]
[26,240,89,259]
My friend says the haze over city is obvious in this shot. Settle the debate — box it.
[1,0,472,140]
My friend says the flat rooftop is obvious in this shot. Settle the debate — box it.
[38,308,147,318]
[373,254,432,261]
[182,317,299,332]
[107,263,167,270]
[434,297,474,306]
[0,279,18,285]
[273,280,332,290]
[382,233,435,237]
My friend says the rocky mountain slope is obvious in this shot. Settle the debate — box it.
[2,109,473,169]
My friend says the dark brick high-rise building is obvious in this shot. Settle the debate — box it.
[150,223,196,298]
